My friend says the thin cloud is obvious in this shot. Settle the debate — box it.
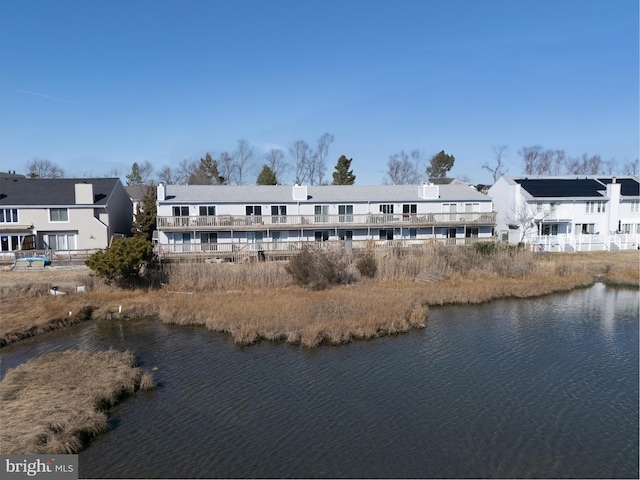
[144,14,172,42]
[14,88,81,105]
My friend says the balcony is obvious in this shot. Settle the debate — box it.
[156,236,498,258]
[157,212,496,231]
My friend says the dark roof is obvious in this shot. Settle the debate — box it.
[598,178,640,197]
[0,177,121,206]
[125,185,155,202]
[515,178,606,198]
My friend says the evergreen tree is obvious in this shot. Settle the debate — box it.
[126,162,143,186]
[332,155,356,185]
[85,237,156,288]
[188,153,226,185]
[426,150,455,179]
[256,165,277,185]
[126,161,154,186]
[132,186,157,242]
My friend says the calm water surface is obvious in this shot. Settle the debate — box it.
[1,284,638,478]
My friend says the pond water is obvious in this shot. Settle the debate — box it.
[1,284,638,478]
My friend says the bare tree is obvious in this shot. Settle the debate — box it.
[309,132,334,185]
[103,167,124,178]
[290,140,312,184]
[482,145,508,183]
[550,150,566,175]
[565,154,602,175]
[233,139,255,185]
[602,158,618,175]
[175,159,197,184]
[622,159,639,176]
[518,146,543,175]
[26,158,65,178]
[505,202,549,242]
[218,151,237,185]
[157,166,178,184]
[383,150,422,184]
[264,148,288,184]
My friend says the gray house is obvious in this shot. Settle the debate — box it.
[0,177,132,259]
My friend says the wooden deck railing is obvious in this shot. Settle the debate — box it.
[157,212,496,230]
[156,237,496,258]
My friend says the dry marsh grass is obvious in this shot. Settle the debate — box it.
[0,349,155,454]
[0,249,637,348]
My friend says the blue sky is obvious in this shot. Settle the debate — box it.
[1,0,637,185]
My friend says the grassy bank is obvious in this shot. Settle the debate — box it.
[1,248,636,348]
[0,349,155,454]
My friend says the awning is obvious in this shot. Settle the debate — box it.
[0,225,34,234]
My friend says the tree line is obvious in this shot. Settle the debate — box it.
[19,138,639,186]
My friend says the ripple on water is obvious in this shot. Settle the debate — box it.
[1,286,638,478]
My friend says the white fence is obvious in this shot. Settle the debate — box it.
[527,234,640,252]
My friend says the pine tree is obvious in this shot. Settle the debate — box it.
[256,165,277,185]
[426,151,455,179]
[332,155,356,185]
[131,186,157,242]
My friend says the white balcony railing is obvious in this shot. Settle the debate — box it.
[157,212,496,230]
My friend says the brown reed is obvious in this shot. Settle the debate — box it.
[0,249,636,348]
[0,349,155,454]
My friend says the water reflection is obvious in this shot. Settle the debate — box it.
[1,285,638,479]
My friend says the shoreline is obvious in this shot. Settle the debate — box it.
[0,349,155,455]
[2,250,637,348]
[0,250,636,455]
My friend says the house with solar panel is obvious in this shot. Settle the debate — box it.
[0,177,133,262]
[155,182,496,259]
[488,176,640,251]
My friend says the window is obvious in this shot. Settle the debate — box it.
[172,206,189,216]
[0,208,18,223]
[272,231,288,250]
[1,234,25,252]
[246,205,262,216]
[49,208,69,222]
[47,233,76,250]
[443,203,457,221]
[380,204,394,214]
[176,233,191,243]
[402,204,417,220]
[464,203,480,213]
[199,206,216,216]
[442,203,456,212]
[248,231,264,243]
[379,229,394,240]
[586,201,606,214]
[630,201,639,214]
[338,205,353,222]
[621,223,640,234]
[315,231,329,242]
[541,224,558,235]
[576,223,595,234]
[315,205,329,223]
[465,228,479,238]
[339,230,353,241]
[200,232,217,244]
[271,205,286,223]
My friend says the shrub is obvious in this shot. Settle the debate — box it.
[355,251,378,278]
[85,237,159,289]
[474,242,498,256]
[284,248,349,290]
